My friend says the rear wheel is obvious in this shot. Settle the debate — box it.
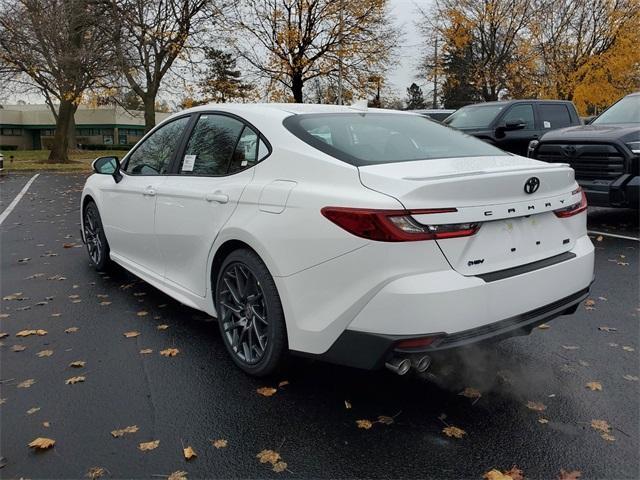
[83,201,111,271]
[215,249,287,376]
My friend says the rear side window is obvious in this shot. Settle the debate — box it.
[179,114,244,175]
[501,104,534,129]
[539,104,572,129]
[283,113,506,166]
[125,116,189,175]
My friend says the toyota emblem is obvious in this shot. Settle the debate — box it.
[524,177,540,194]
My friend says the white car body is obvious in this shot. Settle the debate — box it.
[81,103,594,372]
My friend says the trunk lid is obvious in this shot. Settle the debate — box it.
[358,156,582,276]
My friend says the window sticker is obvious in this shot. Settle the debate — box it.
[543,121,551,128]
[182,154,196,171]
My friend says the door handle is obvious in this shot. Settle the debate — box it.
[143,187,156,197]
[205,192,229,204]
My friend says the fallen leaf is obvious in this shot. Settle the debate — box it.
[183,446,197,460]
[160,348,179,357]
[584,299,596,307]
[561,345,580,350]
[138,440,160,451]
[585,381,602,391]
[63,242,76,248]
[442,426,466,438]
[65,376,86,385]
[273,461,288,473]
[596,235,603,242]
[17,378,35,388]
[168,471,188,480]
[256,387,277,397]
[27,407,41,415]
[43,421,50,427]
[86,466,106,479]
[590,419,611,433]
[538,418,549,424]
[537,324,551,329]
[65,327,79,333]
[124,331,140,338]
[503,467,524,480]
[278,380,289,388]
[526,401,546,412]
[11,344,26,352]
[156,324,169,330]
[377,415,394,425]
[137,311,148,317]
[601,432,615,442]
[622,345,635,352]
[356,419,373,429]
[623,374,639,381]
[558,469,581,480]
[16,329,47,337]
[69,360,86,368]
[36,350,54,357]
[0,332,8,339]
[139,348,153,354]
[608,342,619,347]
[212,439,228,449]
[111,425,139,437]
[100,301,112,306]
[598,326,617,332]
[257,449,281,464]
[459,387,482,402]
[28,437,55,449]
[344,400,352,409]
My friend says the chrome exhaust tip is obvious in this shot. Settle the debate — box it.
[412,355,432,373]
[385,357,411,376]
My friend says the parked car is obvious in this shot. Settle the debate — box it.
[444,100,582,156]
[411,109,456,123]
[530,92,639,208]
[81,104,594,376]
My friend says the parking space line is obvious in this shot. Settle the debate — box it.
[0,173,39,226]
[588,230,639,242]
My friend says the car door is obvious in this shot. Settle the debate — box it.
[494,103,538,156]
[99,116,190,275]
[155,113,268,297]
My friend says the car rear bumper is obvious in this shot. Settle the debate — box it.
[297,235,594,370]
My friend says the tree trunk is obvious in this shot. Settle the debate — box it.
[291,73,304,103]
[47,99,77,163]
[143,95,156,133]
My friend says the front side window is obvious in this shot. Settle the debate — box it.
[284,113,506,166]
[179,114,244,175]
[501,104,534,129]
[444,105,505,128]
[124,116,189,175]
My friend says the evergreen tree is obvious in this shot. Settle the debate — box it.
[405,83,426,109]
[200,48,253,103]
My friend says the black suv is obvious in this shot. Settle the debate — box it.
[443,100,581,156]
[531,93,639,208]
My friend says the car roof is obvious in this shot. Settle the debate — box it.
[463,99,573,107]
[179,103,410,118]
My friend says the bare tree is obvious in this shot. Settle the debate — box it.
[0,0,114,162]
[227,0,399,103]
[109,0,213,131]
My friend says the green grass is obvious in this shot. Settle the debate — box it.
[1,149,129,172]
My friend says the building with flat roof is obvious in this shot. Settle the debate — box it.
[0,104,171,150]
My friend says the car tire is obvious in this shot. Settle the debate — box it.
[215,248,287,377]
[83,201,111,272]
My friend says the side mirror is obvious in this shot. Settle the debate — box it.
[92,156,122,183]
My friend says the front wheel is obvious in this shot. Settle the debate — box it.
[215,249,287,376]
[83,201,111,271]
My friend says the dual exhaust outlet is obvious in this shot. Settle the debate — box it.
[385,355,431,375]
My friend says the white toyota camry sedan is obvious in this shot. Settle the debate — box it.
[81,104,594,376]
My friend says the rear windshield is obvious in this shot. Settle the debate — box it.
[283,113,505,166]
[444,105,505,128]
[592,95,640,125]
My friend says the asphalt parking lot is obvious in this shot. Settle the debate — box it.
[1,173,638,479]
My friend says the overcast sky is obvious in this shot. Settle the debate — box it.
[387,0,433,97]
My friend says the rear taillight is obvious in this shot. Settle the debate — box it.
[554,188,587,218]
[321,207,480,242]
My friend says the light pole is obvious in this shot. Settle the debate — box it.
[337,0,343,105]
